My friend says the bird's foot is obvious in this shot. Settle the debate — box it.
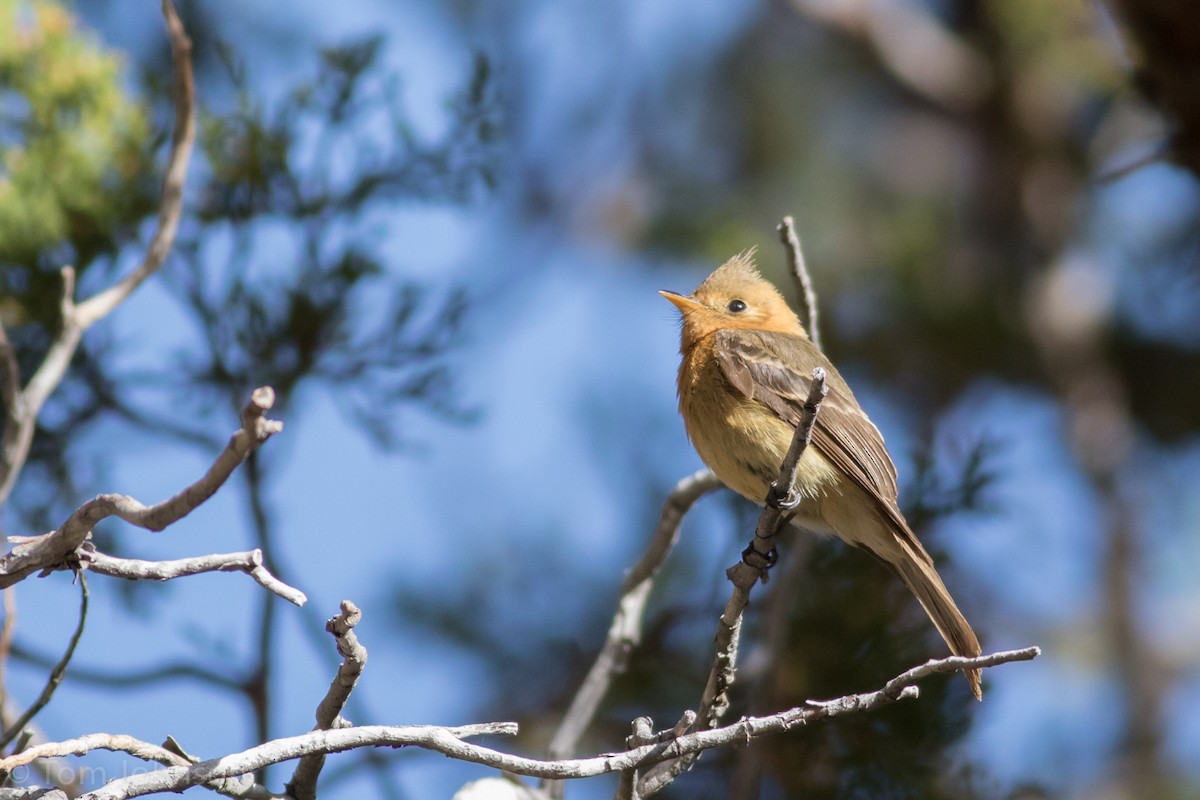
[741,543,778,572]
[766,481,799,511]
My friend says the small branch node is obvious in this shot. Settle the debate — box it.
[160,736,199,764]
[669,711,696,739]
[327,600,362,635]
[626,718,655,748]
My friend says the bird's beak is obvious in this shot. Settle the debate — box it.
[659,290,706,313]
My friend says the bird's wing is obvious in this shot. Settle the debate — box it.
[713,328,900,505]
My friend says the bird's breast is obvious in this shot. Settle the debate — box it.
[677,343,841,506]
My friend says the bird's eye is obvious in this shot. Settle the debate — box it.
[727,299,747,313]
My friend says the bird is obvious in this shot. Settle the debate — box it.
[660,250,982,699]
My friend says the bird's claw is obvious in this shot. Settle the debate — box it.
[766,481,800,511]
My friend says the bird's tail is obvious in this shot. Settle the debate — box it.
[888,535,982,700]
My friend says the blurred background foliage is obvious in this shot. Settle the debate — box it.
[0,0,152,271]
[2,1,1199,799]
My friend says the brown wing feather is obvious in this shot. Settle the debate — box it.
[713,328,901,508]
[712,330,981,695]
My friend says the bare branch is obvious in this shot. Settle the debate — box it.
[287,602,368,800]
[0,788,67,798]
[73,0,195,329]
[546,470,721,765]
[624,470,724,590]
[877,648,1039,699]
[2,734,194,773]
[0,733,281,800]
[635,647,1039,797]
[776,216,821,351]
[641,370,827,794]
[81,387,283,532]
[0,702,83,796]
[0,574,88,751]
[5,649,1035,799]
[74,724,517,800]
[12,268,80,474]
[84,548,306,607]
[0,388,283,590]
[0,0,196,509]
[0,270,77,509]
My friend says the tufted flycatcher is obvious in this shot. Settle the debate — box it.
[661,251,982,699]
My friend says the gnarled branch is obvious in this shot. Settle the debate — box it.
[0,388,284,591]
[0,0,196,508]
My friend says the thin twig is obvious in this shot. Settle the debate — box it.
[634,647,1039,797]
[543,470,721,798]
[84,548,306,606]
[640,369,827,794]
[0,0,196,509]
[546,470,720,760]
[776,216,821,351]
[5,648,1036,799]
[286,602,368,800]
[73,0,195,330]
[0,574,88,751]
[84,387,282,532]
[0,388,284,589]
[10,644,241,693]
[0,270,76,509]
[622,470,723,591]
